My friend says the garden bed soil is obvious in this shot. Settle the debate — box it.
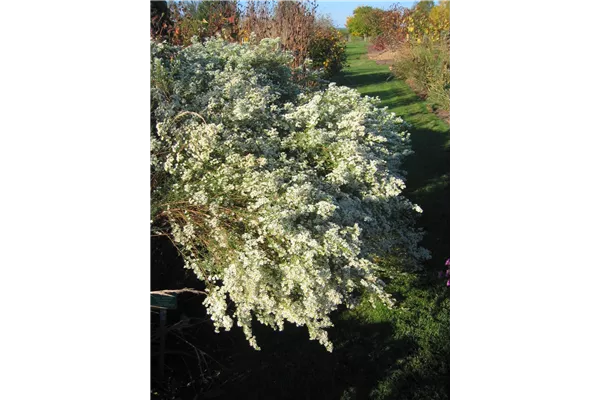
[366,46,400,66]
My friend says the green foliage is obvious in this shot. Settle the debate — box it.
[415,0,435,15]
[346,6,384,38]
[182,0,226,20]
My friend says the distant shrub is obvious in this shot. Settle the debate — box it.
[378,4,413,50]
[307,27,347,77]
[392,38,449,111]
[386,1,449,111]
[409,0,449,43]
[346,6,384,39]
[371,35,387,52]
[167,6,205,46]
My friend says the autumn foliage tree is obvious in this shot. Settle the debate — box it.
[346,6,384,39]
[308,25,347,77]
[378,4,412,49]
[345,1,449,50]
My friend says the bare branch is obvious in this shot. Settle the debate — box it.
[151,288,208,296]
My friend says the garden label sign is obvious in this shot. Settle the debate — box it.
[151,293,178,309]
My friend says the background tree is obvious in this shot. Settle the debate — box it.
[427,0,450,43]
[415,0,435,15]
[346,6,383,40]
[240,0,317,68]
[315,13,335,30]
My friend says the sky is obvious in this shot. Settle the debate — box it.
[316,1,416,28]
[235,1,419,30]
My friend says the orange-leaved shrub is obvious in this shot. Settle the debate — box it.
[307,26,347,77]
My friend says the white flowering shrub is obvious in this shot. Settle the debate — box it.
[151,37,429,351]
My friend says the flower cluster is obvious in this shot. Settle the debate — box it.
[151,37,429,351]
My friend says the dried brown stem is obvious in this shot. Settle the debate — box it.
[151,288,208,296]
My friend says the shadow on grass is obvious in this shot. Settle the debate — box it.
[368,89,425,110]
[404,126,450,269]
[344,42,370,60]
[221,319,418,399]
[151,290,448,400]
[335,72,395,88]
